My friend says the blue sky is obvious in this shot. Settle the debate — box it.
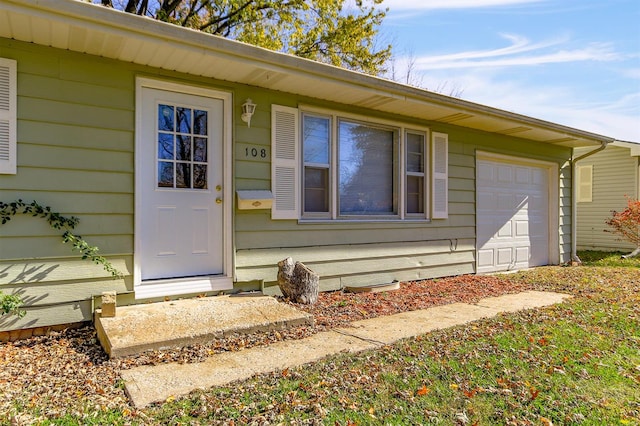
[378,0,640,142]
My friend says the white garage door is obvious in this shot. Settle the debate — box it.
[476,158,550,273]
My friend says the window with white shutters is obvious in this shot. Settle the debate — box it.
[270,105,448,221]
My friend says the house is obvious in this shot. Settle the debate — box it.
[0,0,614,333]
[575,141,640,253]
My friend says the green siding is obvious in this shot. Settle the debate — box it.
[236,119,573,288]
[1,39,135,331]
[576,146,638,251]
[0,37,575,331]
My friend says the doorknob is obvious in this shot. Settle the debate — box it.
[216,185,222,192]
[216,198,222,204]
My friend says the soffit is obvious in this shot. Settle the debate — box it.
[0,0,613,148]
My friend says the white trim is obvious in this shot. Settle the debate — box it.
[134,275,233,300]
[476,150,560,267]
[134,77,233,299]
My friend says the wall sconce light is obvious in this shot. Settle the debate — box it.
[241,98,257,127]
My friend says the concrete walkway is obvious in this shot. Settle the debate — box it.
[122,290,570,408]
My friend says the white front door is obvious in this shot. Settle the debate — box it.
[135,81,232,298]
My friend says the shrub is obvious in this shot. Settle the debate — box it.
[605,197,640,246]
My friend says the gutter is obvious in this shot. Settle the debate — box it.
[571,140,610,264]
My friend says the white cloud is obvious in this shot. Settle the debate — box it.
[417,69,640,141]
[410,35,620,70]
[381,0,546,11]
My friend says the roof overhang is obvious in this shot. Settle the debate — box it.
[612,140,640,156]
[0,0,614,148]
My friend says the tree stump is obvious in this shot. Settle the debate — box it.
[277,257,319,304]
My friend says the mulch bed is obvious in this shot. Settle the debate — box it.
[0,274,534,420]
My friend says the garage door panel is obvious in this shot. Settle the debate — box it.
[497,165,512,183]
[478,191,497,210]
[515,167,530,184]
[497,193,513,209]
[477,159,549,273]
[515,246,529,263]
[497,221,514,238]
[497,248,513,266]
[477,249,494,267]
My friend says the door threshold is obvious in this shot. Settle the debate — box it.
[135,275,233,300]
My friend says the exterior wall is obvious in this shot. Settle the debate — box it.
[0,37,574,331]
[0,39,242,330]
[575,145,639,251]
[0,39,136,331]
[236,115,573,291]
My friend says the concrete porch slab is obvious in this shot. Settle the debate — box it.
[95,295,314,358]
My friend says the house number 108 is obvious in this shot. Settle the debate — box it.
[245,147,267,158]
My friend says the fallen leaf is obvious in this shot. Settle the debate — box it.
[416,385,430,396]
[529,387,540,400]
[540,417,553,426]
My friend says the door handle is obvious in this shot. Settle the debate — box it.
[216,198,222,204]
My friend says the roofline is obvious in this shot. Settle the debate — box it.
[3,0,616,145]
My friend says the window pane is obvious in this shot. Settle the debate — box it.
[176,107,192,133]
[176,135,192,161]
[303,115,330,164]
[406,133,424,173]
[193,164,207,189]
[158,133,174,160]
[194,137,207,162]
[406,175,424,214]
[158,104,174,131]
[158,161,174,187]
[176,162,191,188]
[193,110,208,135]
[339,121,395,215]
[304,167,329,213]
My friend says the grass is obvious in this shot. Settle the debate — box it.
[4,251,640,425]
[577,249,640,267]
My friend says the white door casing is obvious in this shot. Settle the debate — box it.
[134,78,233,299]
[476,152,559,274]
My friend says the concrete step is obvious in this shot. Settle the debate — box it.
[95,295,314,358]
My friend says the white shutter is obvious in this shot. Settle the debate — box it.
[431,132,448,219]
[0,58,17,175]
[271,105,300,219]
[577,164,593,202]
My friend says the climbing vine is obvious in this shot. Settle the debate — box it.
[0,200,123,279]
[0,291,25,318]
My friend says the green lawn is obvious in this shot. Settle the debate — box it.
[5,251,640,425]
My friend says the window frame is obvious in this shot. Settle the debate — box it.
[299,106,430,221]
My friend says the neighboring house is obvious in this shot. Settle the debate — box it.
[0,0,614,333]
[575,141,640,252]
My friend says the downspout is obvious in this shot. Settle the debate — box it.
[571,140,610,264]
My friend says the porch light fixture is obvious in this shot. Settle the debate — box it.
[241,98,257,127]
